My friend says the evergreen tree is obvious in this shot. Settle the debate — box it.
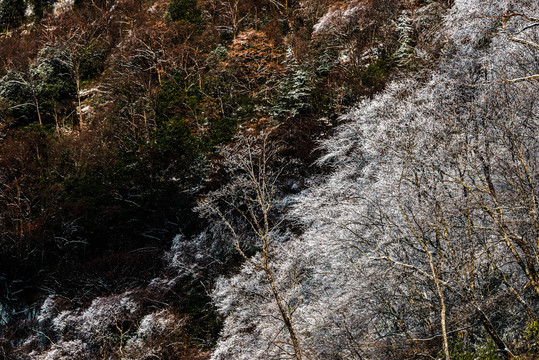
[0,0,26,31]
[167,0,202,24]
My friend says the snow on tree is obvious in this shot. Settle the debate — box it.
[293,1,538,358]
[199,131,307,359]
[208,0,539,358]
[30,340,88,360]
[312,0,368,37]
[52,0,74,16]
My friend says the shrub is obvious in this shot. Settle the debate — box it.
[0,0,26,31]
[166,0,202,24]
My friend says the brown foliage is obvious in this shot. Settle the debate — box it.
[0,133,44,246]
[225,29,284,96]
[0,32,42,73]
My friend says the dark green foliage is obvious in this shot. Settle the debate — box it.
[0,47,77,127]
[0,0,55,28]
[271,57,354,122]
[28,0,55,20]
[210,44,228,62]
[0,71,36,124]
[271,66,314,120]
[64,172,108,202]
[166,0,202,24]
[361,57,392,88]
[152,118,201,165]
[31,47,76,125]
[20,121,56,136]
[78,39,108,81]
[199,70,246,148]
[153,73,204,163]
[33,47,76,104]
[206,115,237,149]
[313,47,339,76]
[154,69,244,155]
[448,336,502,360]
[524,320,539,356]
[0,0,25,31]
[155,79,202,121]
[0,72,28,101]
[181,282,221,348]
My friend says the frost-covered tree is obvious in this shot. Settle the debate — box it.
[199,131,306,360]
[0,70,43,125]
[291,1,539,358]
[31,46,77,127]
[0,0,25,31]
[312,0,399,70]
[208,1,539,359]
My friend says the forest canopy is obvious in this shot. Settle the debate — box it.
[1,0,538,359]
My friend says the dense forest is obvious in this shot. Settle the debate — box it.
[0,0,538,359]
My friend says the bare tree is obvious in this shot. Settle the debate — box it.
[199,131,303,360]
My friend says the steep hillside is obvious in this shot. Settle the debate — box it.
[1,0,537,359]
[208,1,539,359]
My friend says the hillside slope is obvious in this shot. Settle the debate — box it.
[1,0,538,359]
